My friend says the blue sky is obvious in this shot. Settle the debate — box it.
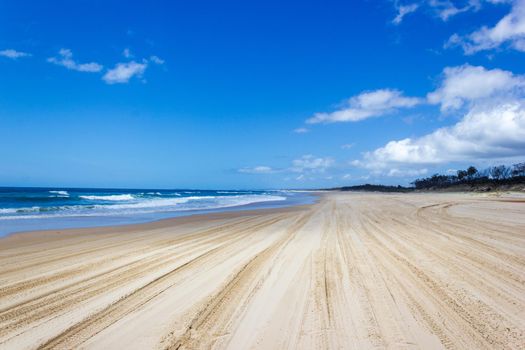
[1,0,524,189]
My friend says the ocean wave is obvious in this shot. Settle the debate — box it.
[205,195,286,209]
[101,197,193,210]
[0,194,286,220]
[49,191,69,197]
[80,194,135,201]
[217,191,246,194]
[101,195,285,211]
[0,206,43,214]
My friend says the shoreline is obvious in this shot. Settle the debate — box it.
[0,191,523,349]
[0,198,317,244]
[0,191,319,239]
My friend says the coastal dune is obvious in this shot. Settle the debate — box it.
[0,192,524,349]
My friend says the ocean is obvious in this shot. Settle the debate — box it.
[0,187,314,236]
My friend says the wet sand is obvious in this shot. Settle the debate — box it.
[0,192,524,349]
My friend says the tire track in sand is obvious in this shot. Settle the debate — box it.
[33,214,289,350]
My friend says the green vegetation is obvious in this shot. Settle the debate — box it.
[329,163,525,192]
[411,163,525,190]
[337,184,412,192]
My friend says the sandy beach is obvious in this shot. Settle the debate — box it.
[0,192,524,349]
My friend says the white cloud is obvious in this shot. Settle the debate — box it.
[239,155,334,178]
[293,127,309,134]
[429,0,479,21]
[291,155,334,173]
[307,89,421,123]
[391,0,481,23]
[387,168,428,177]
[238,166,276,174]
[427,64,525,111]
[149,55,165,65]
[392,1,511,25]
[392,3,419,24]
[103,61,147,84]
[303,64,525,179]
[0,49,31,59]
[353,101,525,169]
[123,48,133,58]
[122,50,164,64]
[47,49,103,72]
[447,0,525,53]
[341,143,354,149]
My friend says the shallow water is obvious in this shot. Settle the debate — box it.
[0,187,315,236]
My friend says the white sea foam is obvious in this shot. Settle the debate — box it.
[49,190,69,196]
[0,194,286,220]
[101,197,193,210]
[101,195,285,212]
[0,206,41,214]
[80,194,135,201]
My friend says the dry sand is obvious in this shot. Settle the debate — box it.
[0,192,524,349]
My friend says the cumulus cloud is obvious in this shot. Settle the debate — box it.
[352,101,525,169]
[305,64,525,179]
[238,166,276,174]
[447,0,525,53]
[347,64,525,175]
[392,3,419,24]
[47,49,103,72]
[103,61,147,84]
[427,64,525,111]
[0,49,31,59]
[307,89,421,124]
[291,155,334,173]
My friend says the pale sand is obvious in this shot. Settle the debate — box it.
[0,192,524,349]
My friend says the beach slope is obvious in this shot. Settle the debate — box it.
[0,192,524,349]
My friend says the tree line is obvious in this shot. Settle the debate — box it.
[411,163,525,190]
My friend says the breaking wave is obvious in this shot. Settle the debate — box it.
[79,194,135,201]
[0,193,286,220]
[49,190,69,197]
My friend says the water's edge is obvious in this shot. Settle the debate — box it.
[0,191,318,238]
